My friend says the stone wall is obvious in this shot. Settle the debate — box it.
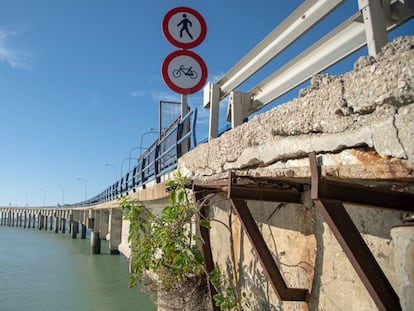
[178,37,414,310]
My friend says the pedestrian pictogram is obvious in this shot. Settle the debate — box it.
[161,50,208,95]
[162,7,207,49]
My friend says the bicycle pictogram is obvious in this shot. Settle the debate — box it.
[172,65,198,79]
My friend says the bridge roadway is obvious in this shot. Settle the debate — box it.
[0,179,171,256]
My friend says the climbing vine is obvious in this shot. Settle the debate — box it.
[122,171,249,310]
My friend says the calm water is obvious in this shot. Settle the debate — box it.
[0,225,156,311]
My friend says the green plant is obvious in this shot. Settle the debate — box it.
[122,171,250,310]
[122,171,204,290]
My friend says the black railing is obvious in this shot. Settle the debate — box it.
[77,109,197,206]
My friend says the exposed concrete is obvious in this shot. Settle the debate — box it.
[391,225,414,311]
[176,37,414,311]
[179,37,414,178]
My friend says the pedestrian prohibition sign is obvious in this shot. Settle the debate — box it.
[161,50,208,95]
[162,7,207,49]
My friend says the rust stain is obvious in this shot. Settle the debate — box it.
[351,149,386,164]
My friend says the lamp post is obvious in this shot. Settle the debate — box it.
[121,157,137,179]
[105,163,117,181]
[40,188,46,207]
[139,128,159,157]
[57,185,64,206]
[77,178,87,201]
[128,146,147,171]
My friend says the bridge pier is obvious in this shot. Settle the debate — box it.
[32,212,36,229]
[109,208,122,255]
[71,221,78,239]
[49,213,53,231]
[90,231,101,254]
[81,224,87,239]
[54,214,59,233]
[61,217,66,233]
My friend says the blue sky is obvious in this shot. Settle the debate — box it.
[1,0,413,207]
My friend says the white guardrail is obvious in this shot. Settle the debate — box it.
[203,0,414,140]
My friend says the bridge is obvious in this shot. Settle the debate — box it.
[2,1,414,310]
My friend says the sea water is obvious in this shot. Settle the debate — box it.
[0,226,156,311]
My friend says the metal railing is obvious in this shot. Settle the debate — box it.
[203,0,414,136]
[77,109,197,206]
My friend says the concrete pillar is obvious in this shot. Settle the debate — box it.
[8,211,12,226]
[71,221,78,239]
[108,208,123,255]
[391,225,414,311]
[19,212,23,227]
[39,214,44,230]
[11,212,15,227]
[81,224,87,239]
[61,218,66,233]
[44,215,48,230]
[32,213,36,229]
[90,231,101,254]
[100,210,110,239]
[54,215,59,233]
[0,211,3,226]
[69,213,73,234]
[49,214,53,231]
[23,211,27,228]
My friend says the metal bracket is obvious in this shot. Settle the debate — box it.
[309,152,402,311]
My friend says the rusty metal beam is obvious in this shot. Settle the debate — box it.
[309,152,402,311]
[228,185,302,203]
[313,199,401,311]
[308,152,414,212]
[198,202,220,311]
[316,179,413,212]
[228,198,308,301]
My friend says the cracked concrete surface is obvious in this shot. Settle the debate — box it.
[179,37,414,179]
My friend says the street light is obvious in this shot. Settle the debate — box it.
[57,185,65,206]
[128,146,147,171]
[139,128,159,156]
[77,178,87,201]
[121,157,136,178]
[105,163,117,181]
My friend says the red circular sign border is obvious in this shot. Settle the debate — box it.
[161,50,208,95]
[162,6,207,49]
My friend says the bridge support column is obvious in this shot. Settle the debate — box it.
[39,214,45,230]
[54,215,59,233]
[32,213,36,229]
[61,218,66,233]
[44,215,48,230]
[12,212,15,227]
[108,208,122,255]
[81,224,87,239]
[69,212,73,233]
[71,221,78,239]
[90,231,101,254]
[49,214,53,231]
[23,211,27,228]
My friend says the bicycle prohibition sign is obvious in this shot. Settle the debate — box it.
[172,65,198,79]
[162,49,207,95]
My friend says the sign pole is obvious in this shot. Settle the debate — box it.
[181,94,188,117]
